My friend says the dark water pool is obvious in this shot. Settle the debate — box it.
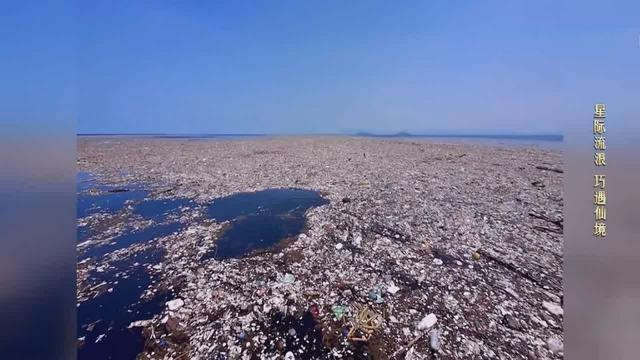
[78,250,170,360]
[81,222,182,260]
[77,173,192,222]
[77,174,185,360]
[264,311,328,356]
[133,198,193,221]
[206,188,329,260]
[77,172,149,218]
[77,172,188,257]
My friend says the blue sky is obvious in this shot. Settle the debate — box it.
[5,1,638,135]
[1,1,75,136]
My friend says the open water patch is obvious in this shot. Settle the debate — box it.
[77,172,149,218]
[77,249,170,360]
[263,310,328,356]
[134,198,193,221]
[77,172,189,255]
[206,188,329,260]
[80,222,182,260]
[77,173,187,360]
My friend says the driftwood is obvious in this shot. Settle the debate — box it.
[535,165,563,173]
[533,225,563,235]
[528,210,563,229]
[390,331,428,359]
[476,249,560,292]
[107,188,129,193]
[347,304,383,342]
[531,180,545,188]
[342,210,412,242]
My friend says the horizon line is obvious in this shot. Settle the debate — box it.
[77,131,564,136]
[77,132,564,140]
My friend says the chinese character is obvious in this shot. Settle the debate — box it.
[594,136,606,151]
[594,152,606,166]
[594,190,607,205]
[594,174,606,188]
[594,103,606,118]
[593,222,607,237]
[594,205,607,221]
[593,118,606,134]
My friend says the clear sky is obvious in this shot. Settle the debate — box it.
[18,1,640,135]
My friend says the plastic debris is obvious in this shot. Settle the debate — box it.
[430,328,441,351]
[353,235,362,247]
[387,283,400,294]
[546,336,563,354]
[332,305,348,320]
[308,304,320,319]
[166,299,184,311]
[347,304,383,342]
[417,313,437,330]
[281,273,296,284]
[77,137,564,358]
[368,286,384,304]
[542,301,563,316]
[128,319,152,328]
[341,325,350,337]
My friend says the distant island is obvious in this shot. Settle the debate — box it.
[352,132,563,141]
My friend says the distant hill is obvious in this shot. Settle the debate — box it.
[351,132,563,141]
[352,131,414,137]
